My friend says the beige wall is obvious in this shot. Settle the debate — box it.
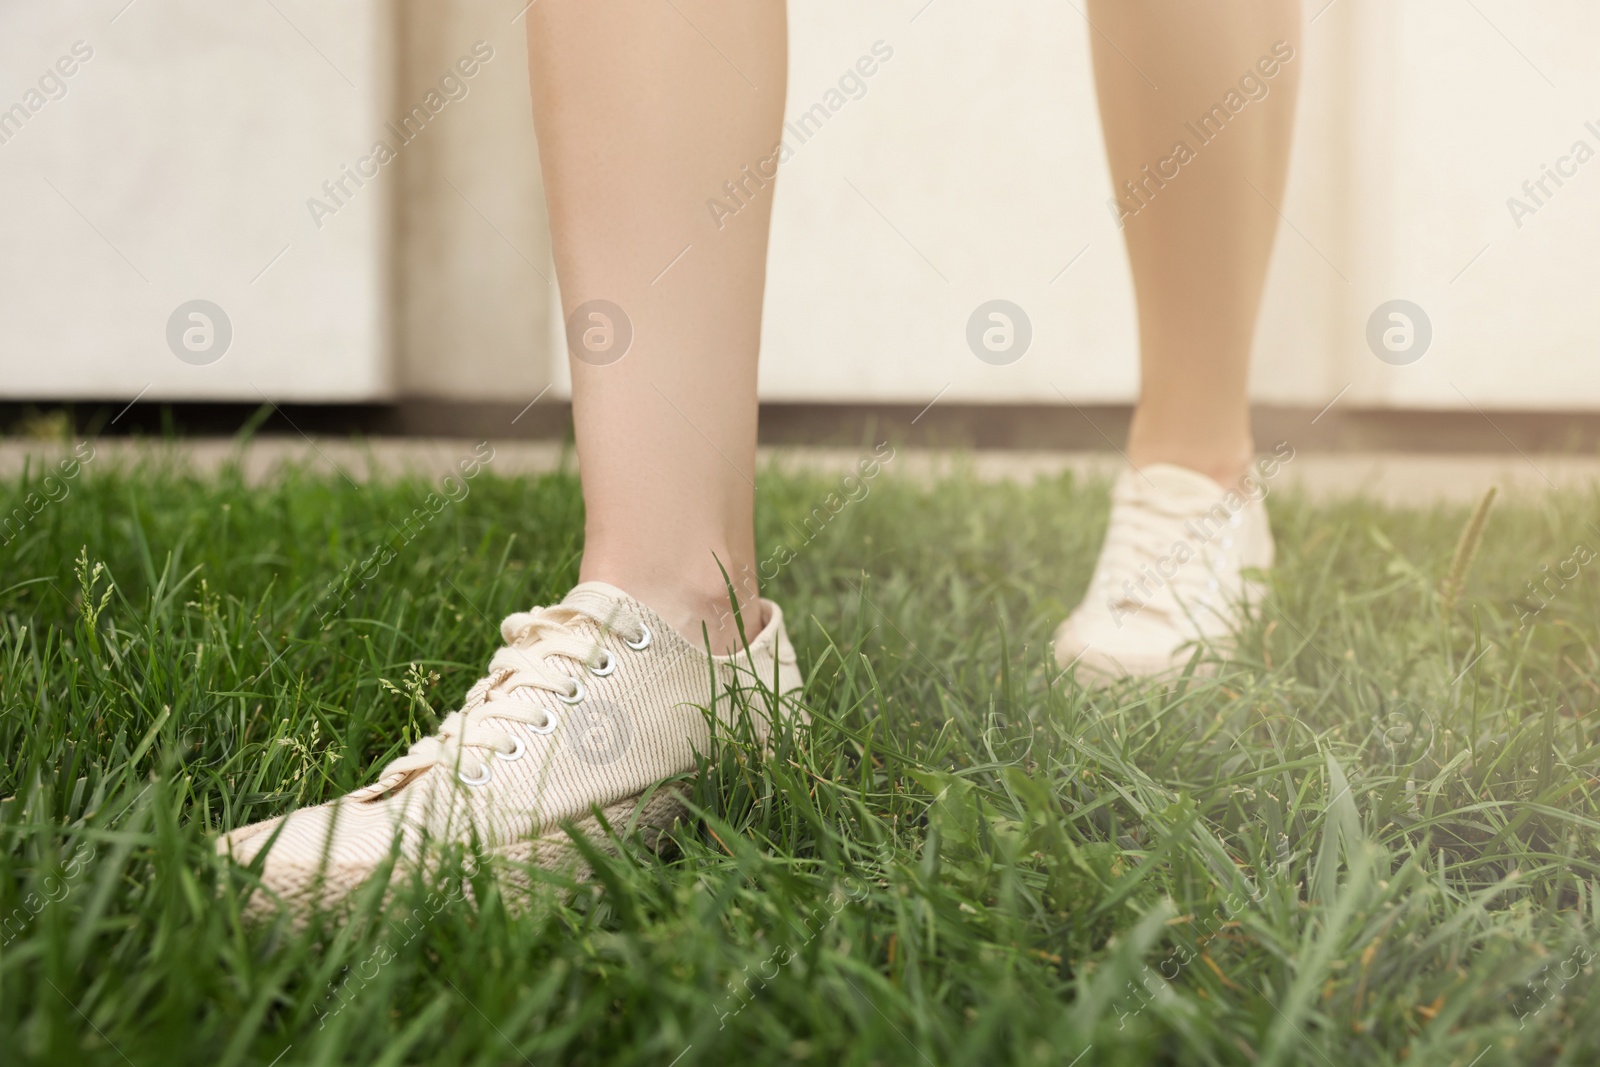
[1355,0,1600,409]
[393,0,1600,412]
[394,0,556,404]
[0,0,393,400]
[4,1,1597,412]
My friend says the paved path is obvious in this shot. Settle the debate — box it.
[2,437,1595,506]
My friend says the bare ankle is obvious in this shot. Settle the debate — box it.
[577,568,761,655]
[701,591,768,648]
[1127,440,1253,489]
[647,586,764,654]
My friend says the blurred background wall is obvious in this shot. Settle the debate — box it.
[2,0,1597,420]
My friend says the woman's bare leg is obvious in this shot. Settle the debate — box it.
[526,0,785,651]
[1087,0,1302,485]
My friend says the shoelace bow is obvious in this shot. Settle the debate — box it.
[1092,481,1239,616]
[380,602,646,782]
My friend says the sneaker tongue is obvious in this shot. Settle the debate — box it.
[1127,463,1229,499]
[560,581,636,621]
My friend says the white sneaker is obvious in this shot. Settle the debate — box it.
[218,582,803,916]
[1053,463,1273,684]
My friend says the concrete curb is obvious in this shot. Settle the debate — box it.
[1,438,1595,506]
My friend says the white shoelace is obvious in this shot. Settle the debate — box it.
[380,602,647,783]
[1090,479,1242,619]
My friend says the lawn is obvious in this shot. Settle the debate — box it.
[2,440,1598,1066]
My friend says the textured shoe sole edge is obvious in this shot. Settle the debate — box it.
[226,784,692,926]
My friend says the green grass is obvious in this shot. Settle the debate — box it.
[3,442,1600,1066]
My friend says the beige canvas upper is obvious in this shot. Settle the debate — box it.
[219,582,804,914]
[1054,463,1274,681]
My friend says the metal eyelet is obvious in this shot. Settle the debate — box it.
[625,624,651,651]
[495,736,527,762]
[458,763,492,787]
[589,649,616,677]
[560,677,586,705]
[529,712,558,736]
